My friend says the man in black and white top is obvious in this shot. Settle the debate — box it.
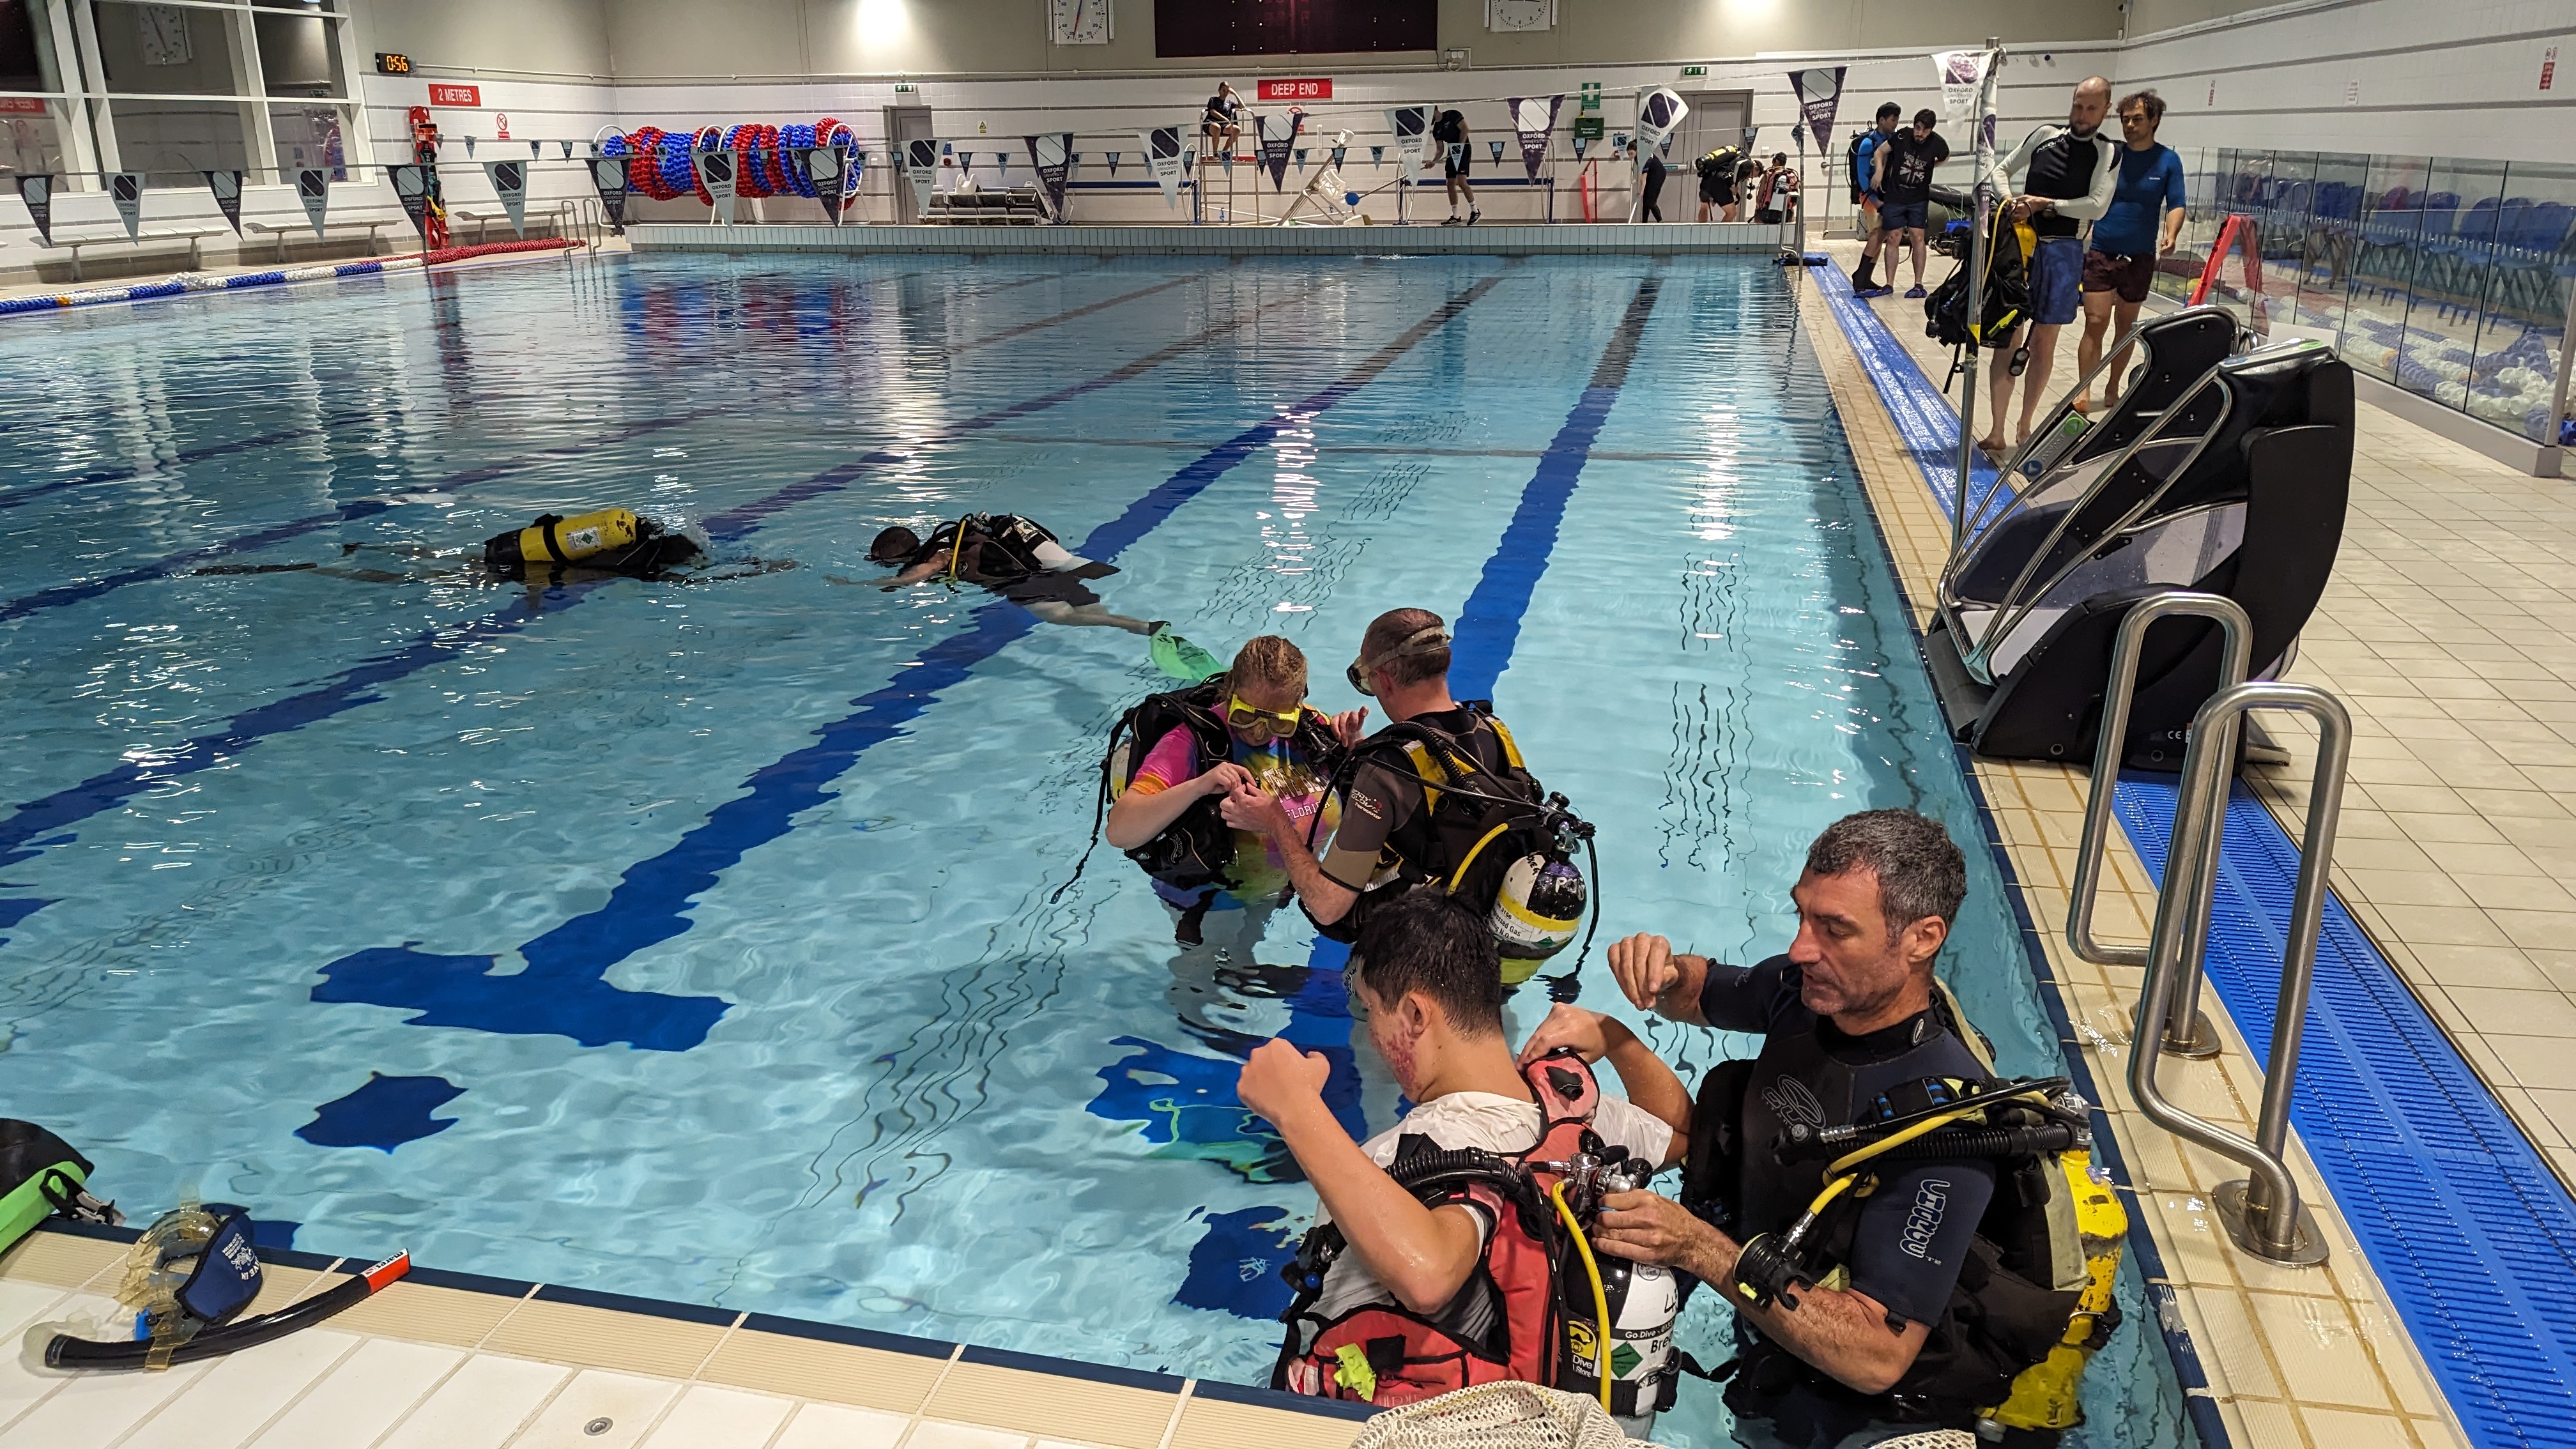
[1978,77,2117,455]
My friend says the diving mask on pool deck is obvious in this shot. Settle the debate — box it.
[119,1205,264,1348]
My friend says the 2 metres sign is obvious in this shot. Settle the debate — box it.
[427,83,481,107]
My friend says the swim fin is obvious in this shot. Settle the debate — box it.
[1149,624,1225,681]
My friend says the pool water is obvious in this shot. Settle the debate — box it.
[0,253,2182,1445]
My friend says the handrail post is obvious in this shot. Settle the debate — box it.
[2129,680,2348,1265]
[2068,591,2251,1061]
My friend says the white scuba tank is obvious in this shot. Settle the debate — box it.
[1561,1252,1683,1439]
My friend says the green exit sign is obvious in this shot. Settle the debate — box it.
[1680,65,1707,77]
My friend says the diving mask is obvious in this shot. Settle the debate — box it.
[1223,694,1302,742]
[1344,625,1452,698]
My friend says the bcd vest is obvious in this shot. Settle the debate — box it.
[1683,985,2120,1438]
[1273,1051,1610,1407]
[1310,705,1549,944]
[1098,678,1343,900]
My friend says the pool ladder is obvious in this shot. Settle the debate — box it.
[2067,591,2350,1266]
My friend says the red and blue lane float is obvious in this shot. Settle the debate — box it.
[602,117,863,210]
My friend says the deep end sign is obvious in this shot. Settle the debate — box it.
[1257,78,1331,101]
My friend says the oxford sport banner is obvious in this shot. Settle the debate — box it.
[1027,132,1075,220]
[482,160,529,237]
[204,171,245,235]
[1141,125,1188,209]
[1505,95,1561,179]
[1257,111,1302,191]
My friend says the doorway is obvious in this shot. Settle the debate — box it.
[884,105,933,223]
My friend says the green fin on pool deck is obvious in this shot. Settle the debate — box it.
[1151,627,1225,681]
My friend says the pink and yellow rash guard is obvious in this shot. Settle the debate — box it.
[1127,709,1339,908]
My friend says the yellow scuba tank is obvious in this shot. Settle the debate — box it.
[493,509,640,567]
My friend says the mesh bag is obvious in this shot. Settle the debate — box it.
[1346,1383,1642,1449]
[1869,1434,1977,1449]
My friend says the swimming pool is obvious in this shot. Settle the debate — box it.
[0,252,2183,1445]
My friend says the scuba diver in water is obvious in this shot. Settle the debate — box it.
[1230,608,1593,990]
[190,509,772,589]
[1099,636,1364,956]
[861,515,1159,635]
[1520,809,2126,1449]
[1250,890,1686,1412]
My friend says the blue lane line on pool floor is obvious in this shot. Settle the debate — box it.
[1105,270,1664,1321]
[0,275,1324,919]
[312,273,1506,1051]
[0,269,1206,624]
[1816,277,2576,1448]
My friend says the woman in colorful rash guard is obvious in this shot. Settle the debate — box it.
[1108,637,1366,963]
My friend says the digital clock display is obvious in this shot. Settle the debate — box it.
[376,52,413,75]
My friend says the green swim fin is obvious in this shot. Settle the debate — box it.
[1150,625,1225,682]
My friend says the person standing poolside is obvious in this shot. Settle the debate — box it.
[1641,150,1669,222]
[1847,103,1903,293]
[1979,77,2118,454]
[1864,111,1949,298]
[1432,109,1479,226]
[2074,89,2188,413]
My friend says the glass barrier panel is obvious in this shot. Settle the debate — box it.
[2469,160,2576,442]
[2296,151,2372,347]
[2387,157,2509,399]
[100,96,253,187]
[2154,146,2223,303]
[2336,155,2433,386]
[2256,150,2319,330]
[95,1,248,98]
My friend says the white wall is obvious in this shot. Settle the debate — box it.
[595,0,2121,80]
[2112,0,2576,162]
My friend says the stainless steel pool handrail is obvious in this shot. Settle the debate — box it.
[2069,591,2253,1065]
[2131,678,2350,1266]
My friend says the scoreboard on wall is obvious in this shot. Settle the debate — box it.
[1156,0,1432,57]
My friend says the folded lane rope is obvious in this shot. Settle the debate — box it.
[0,238,583,318]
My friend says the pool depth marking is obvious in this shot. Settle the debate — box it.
[313,273,1506,1050]
[0,277,1328,919]
[1814,272,2576,1446]
[0,269,1215,624]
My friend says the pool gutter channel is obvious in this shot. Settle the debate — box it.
[1797,268,2510,1448]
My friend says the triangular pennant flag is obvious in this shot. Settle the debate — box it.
[1486,139,1505,163]
[203,170,244,235]
[1221,151,1232,172]
[482,159,528,237]
[804,145,848,225]
[694,146,739,224]
[1106,151,1121,175]
[1331,145,1347,168]
[530,139,541,157]
[1026,132,1073,222]
[1257,111,1301,190]
[108,172,143,241]
[998,155,1009,178]
[1572,134,1589,158]
[586,150,629,231]
[1384,106,1431,178]
[561,139,574,159]
[1505,95,1563,180]
[389,164,433,239]
[1371,145,1384,166]
[905,138,940,217]
[960,151,974,174]
[463,135,476,157]
[1294,148,1307,171]
[15,174,54,245]
[1140,126,1186,210]
[295,167,330,236]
